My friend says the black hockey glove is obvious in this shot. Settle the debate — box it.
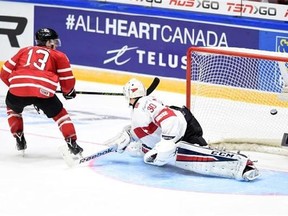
[63,89,76,100]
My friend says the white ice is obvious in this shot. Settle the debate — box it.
[0,80,288,216]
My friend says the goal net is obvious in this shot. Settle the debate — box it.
[186,46,288,155]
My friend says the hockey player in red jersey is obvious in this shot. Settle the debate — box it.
[107,78,260,181]
[0,28,83,155]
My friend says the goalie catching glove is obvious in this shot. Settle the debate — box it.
[110,125,133,153]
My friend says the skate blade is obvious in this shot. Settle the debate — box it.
[58,145,77,167]
[19,150,25,157]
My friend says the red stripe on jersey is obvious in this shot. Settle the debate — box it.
[154,107,176,126]
[133,122,158,139]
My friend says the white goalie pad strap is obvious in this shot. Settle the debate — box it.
[144,139,177,166]
[174,142,249,180]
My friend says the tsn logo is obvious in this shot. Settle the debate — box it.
[227,2,277,16]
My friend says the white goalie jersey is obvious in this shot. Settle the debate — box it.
[129,95,187,150]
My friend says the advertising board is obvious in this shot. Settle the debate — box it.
[0,0,287,90]
[0,2,33,60]
[34,5,259,79]
[100,0,288,22]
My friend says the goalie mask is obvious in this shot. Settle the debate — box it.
[35,28,61,47]
[123,78,147,104]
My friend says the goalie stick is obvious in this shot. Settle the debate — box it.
[147,77,160,95]
[59,77,160,167]
[56,90,123,96]
[56,77,160,96]
[59,144,118,167]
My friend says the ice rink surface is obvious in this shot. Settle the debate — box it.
[1,80,288,216]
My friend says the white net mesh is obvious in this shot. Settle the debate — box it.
[186,47,288,155]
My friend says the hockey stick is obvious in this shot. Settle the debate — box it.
[58,144,118,167]
[55,90,123,96]
[58,77,160,167]
[147,77,160,95]
[55,77,160,96]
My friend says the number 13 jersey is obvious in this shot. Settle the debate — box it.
[0,46,75,98]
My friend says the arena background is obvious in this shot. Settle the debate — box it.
[0,2,288,215]
[0,0,287,94]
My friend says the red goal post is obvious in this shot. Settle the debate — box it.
[186,46,288,155]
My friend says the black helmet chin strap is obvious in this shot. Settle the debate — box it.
[131,97,141,109]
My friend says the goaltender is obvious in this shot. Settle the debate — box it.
[106,78,260,181]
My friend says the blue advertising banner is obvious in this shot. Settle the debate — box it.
[34,6,259,79]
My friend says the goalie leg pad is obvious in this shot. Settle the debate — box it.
[174,142,259,181]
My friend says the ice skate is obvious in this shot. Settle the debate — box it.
[242,160,260,181]
[14,132,27,155]
[66,138,83,156]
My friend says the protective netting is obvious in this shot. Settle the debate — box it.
[186,47,288,155]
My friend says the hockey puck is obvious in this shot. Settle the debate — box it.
[270,109,278,115]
